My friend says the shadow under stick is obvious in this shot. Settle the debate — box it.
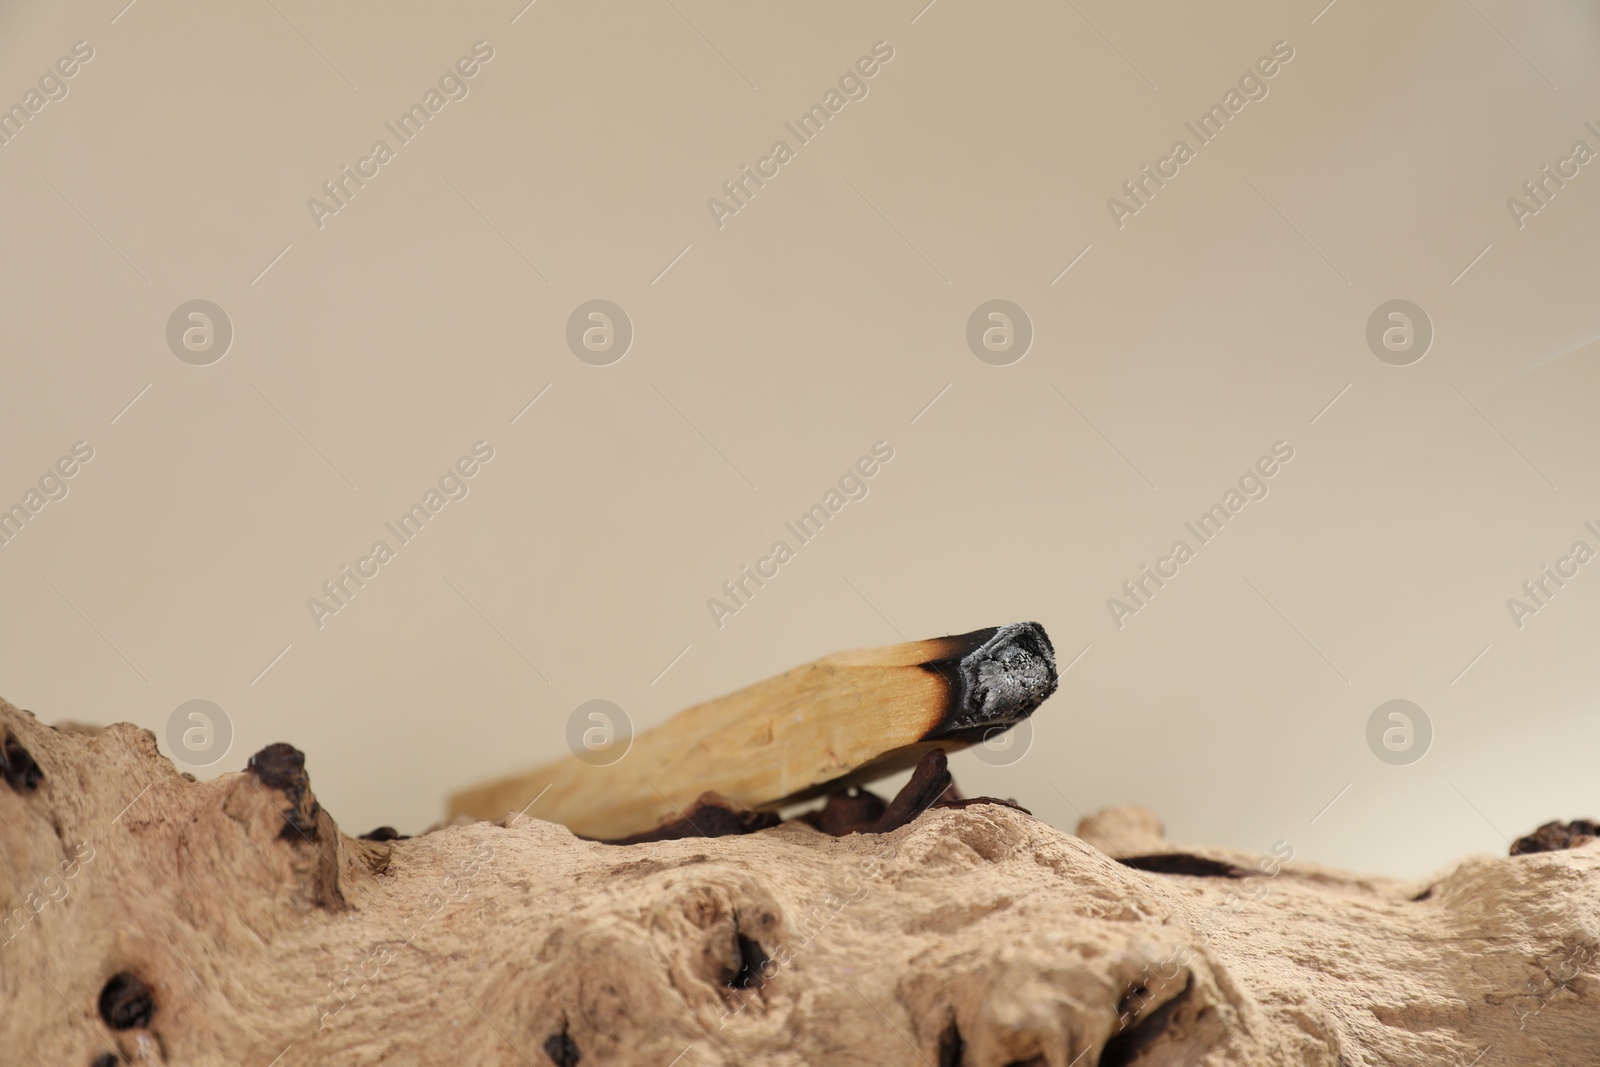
[447,621,1059,839]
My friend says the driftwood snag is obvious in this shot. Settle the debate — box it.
[3,696,1599,1066]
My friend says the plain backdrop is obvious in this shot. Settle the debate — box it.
[2,0,1598,878]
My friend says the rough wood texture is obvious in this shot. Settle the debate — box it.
[3,697,1597,1067]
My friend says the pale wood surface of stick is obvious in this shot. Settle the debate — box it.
[448,623,1057,838]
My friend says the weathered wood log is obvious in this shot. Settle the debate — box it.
[449,622,1058,838]
[3,696,1598,1066]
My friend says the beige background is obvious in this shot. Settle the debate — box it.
[1,0,1597,878]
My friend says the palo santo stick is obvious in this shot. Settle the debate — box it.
[448,622,1058,839]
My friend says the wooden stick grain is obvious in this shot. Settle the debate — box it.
[447,622,1058,838]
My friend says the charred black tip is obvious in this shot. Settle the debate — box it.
[924,621,1057,736]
